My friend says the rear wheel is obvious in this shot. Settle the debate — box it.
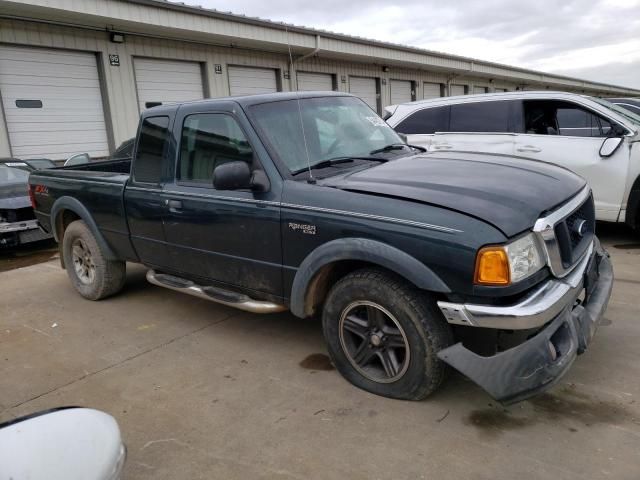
[322,268,453,400]
[62,220,126,300]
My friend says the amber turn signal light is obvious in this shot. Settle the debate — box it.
[474,246,510,285]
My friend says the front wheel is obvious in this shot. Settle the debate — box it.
[62,220,126,300]
[322,269,453,400]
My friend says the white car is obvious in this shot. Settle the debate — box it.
[385,91,640,229]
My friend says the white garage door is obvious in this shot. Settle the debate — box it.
[473,86,488,94]
[450,84,466,96]
[134,58,204,111]
[390,80,413,105]
[349,77,378,112]
[228,66,278,96]
[423,82,442,99]
[297,72,333,91]
[0,46,109,160]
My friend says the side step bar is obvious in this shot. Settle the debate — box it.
[146,270,287,314]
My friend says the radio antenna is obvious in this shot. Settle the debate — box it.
[285,26,315,183]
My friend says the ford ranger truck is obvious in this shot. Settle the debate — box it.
[28,92,614,404]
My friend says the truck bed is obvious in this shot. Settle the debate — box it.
[29,158,136,261]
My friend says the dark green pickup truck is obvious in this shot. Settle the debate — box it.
[29,92,613,404]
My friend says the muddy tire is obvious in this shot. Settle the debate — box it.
[322,268,453,400]
[62,220,126,300]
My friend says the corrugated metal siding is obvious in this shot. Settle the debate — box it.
[228,66,278,96]
[134,57,204,111]
[0,44,109,159]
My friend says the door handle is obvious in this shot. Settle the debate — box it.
[516,145,542,153]
[166,199,183,211]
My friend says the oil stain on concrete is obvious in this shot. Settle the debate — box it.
[465,386,633,438]
[299,353,335,371]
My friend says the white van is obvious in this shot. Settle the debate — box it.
[385,91,640,229]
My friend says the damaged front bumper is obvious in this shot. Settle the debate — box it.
[436,240,613,404]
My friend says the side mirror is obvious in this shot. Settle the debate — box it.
[599,137,623,157]
[213,161,270,192]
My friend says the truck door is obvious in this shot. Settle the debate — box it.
[514,100,628,221]
[124,115,173,268]
[161,109,283,297]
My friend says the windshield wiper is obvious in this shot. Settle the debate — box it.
[291,156,388,176]
[369,143,426,155]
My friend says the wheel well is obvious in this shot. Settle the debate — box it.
[627,175,640,230]
[54,210,81,268]
[303,260,419,317]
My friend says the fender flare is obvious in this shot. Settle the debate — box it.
[50,196,117,260]
[289,238,450,318]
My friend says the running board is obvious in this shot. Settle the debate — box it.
[146,270,287,314]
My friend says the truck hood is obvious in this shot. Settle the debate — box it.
[325,152,586,237]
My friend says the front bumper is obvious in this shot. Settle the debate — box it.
[437,241,613,404]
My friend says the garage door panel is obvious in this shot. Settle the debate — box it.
[423,82,442,99]
[0,45,109,160]
[450,85,466,96]
[134,58,204,111]
[228,66,278,96]
[349,77,378,112]
[390,80,412,105]
[297,72,333,91]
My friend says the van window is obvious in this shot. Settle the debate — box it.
[449,101,510,132]
[178,114,253,185]
[395,106,449,134]
[133,116,169,184]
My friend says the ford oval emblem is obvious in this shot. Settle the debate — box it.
[572,219,587,237]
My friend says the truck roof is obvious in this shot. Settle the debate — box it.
[142,91,353,117]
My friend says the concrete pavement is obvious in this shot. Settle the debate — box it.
[1,226,639,479]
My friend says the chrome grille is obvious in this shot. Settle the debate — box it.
[533,187,594,278]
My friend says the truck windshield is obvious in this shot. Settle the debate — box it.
[249,96,404,175]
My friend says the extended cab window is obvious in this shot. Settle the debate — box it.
[523,100,614,137]
[178,114,253,185]
[449,101,510,132]
[133,116,169,183]
[395,106,449,134]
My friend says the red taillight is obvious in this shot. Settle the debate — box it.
[28,184,37,209]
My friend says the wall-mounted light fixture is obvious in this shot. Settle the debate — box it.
[382,66,390,72]
[110,32,125,43]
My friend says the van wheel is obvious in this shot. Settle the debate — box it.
[62,220,126,300]
[322,269,453,400]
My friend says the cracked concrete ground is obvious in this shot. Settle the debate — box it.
[1,224,639,479]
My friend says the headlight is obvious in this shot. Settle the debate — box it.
[475,233,544,286]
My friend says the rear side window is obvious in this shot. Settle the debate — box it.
[133,116,169,183]
[449,101,510,132]
[178,114,253,185]
[395,106,449,134]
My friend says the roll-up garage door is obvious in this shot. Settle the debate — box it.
[450,85,466,96]
[390,80,413,105]
[349,77,378,112]
[0,45,109,160]
[228,66,278,96]
[473,86,488,94]
[423,82,442,99]
[134,58,204,111]
[297,72,333,91]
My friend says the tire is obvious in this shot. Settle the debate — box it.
[62,220,126,300]
[322,268,453,400]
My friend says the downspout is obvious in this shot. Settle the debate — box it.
[289,34,321,91]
